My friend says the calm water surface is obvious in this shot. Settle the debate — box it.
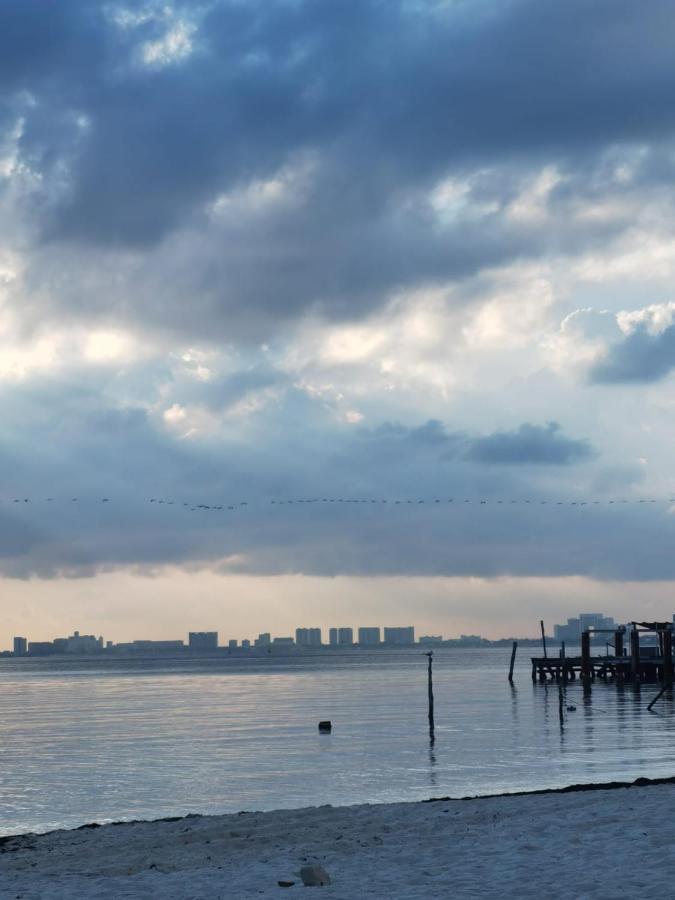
[1,647,674,835]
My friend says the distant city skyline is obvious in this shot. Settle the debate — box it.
[4,622,550,657]
[4,571,675,652]
[6,625,432,656]
[8,605,675,657]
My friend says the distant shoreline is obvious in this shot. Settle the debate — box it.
[0,641,556,662]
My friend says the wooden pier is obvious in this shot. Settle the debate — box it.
[531,622,675,684]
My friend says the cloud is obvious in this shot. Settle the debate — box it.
[467,422,594,465]
[2,0,675,340]
[1,0,675,599]
[0,384,606,581]
[0,353,667,587]
[591,325,675,383]
[590,303,675,383]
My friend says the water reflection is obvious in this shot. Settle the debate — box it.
[428,738,437,789]
[2,649,675,835]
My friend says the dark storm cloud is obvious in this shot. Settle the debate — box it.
[0,378,663,582]
[467,422,595,465]
[353,420,593,467]
[590,324,675,384]
[3,0,675,337]
[30,0,675,243]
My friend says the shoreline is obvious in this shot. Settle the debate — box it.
[3,776,675,898]
[5,770,673,843]
[2,771,673,848]
[426,769,675,802]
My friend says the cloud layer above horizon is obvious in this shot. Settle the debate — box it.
[2,0,675,584]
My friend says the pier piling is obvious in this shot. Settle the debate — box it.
[630,627,640,680]
[581,630,591,681]
[663,627,673,683]
[508,641,518,683]
[561,641,568,684]
[425,651,435,740]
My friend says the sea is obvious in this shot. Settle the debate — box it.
[1,647,675,836]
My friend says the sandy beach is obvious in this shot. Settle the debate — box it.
[1,779,673,899]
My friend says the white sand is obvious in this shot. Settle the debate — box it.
[1,783,672,898]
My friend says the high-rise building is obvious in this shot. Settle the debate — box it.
[13,637,27,656]
[188,631,218,651]
[579,613,614,632]
[554,613,616,643]
[383,626,415,645]
[27,642,56,656]
[554,618,582,643]
[419,635,443,647]
[358,627,381,646]
[114,640,184,651]
[241,639,251,649]
[65,631,103,654]
[329,627,338,646]
[254,632,271,647]
[228,639,238,650]
[295,627,322,646]
[338,627,353,646]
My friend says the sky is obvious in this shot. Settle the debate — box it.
[2,0,675,645]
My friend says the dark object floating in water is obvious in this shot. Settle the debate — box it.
[566,705,577,712]
[318,721,332,733]
[278,881,295,888]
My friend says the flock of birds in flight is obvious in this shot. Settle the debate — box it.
[0,496,673,512]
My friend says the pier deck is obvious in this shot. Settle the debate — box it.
[531,654,670,683]
[531,621,675,684]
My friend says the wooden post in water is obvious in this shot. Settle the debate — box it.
[540,620,548,659]
[663,627,673,684]
[581,630,591,681]
[508,641,518,683]
[648,684,668,711]
[558,682,564,727]
[425,651,435,740]
[561,641,568,684]
[630,627,640,681]
[615,627,625,682]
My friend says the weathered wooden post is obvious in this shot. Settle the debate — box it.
[540,620,548,659]
[663,626,673,683]
[648,684,668,711]
[630,627,640,681]
[561,641,568,684]
[508,641,518,683]
[615,627,625,682]
[558,683,564,727]
[425,651,435,740]
[581,630,591,681]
